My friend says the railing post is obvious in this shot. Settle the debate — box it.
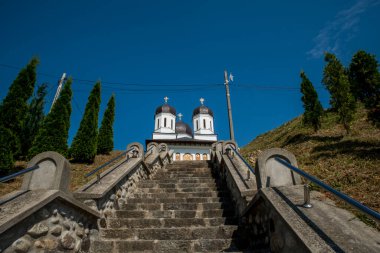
[303,184,313,208]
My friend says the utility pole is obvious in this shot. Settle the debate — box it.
[224,70,235,141]
[50,73,66,112]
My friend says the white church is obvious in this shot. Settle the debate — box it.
[146,97,217,161]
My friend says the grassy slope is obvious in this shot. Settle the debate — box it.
[0,150,123,196]
[241,105,380,225]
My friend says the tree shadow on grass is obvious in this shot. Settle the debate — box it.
[311,140,380,160]
[283,133,343,147]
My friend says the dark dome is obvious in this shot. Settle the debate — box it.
[192,105,214,117]
[175,121,193,137]
[155,104,176,116]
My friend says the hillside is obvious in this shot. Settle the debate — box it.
[241,104,380,226]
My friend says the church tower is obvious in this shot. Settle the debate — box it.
[152,97,177,139]
[192,98,217,141]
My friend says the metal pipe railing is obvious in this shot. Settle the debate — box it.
[85,148,134,178]
[275,157,380,223]
[231,147,255,174]
[0,164,39,183]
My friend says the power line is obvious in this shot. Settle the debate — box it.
[0,62,325,92]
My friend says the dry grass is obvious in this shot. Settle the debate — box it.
[0,151,123,197]
[241,104,380,227]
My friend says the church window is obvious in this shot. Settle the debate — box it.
[157,119,160,129]
[164,118,167,127]
[203,119,206,129]
[210,121,212,131]
[203,153,208,160]
[171,119,173,129]
[196,153,200,160]
[196,120,199,130]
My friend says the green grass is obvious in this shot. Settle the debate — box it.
[241,104,380,228]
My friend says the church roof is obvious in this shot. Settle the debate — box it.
[155,103,176,116]
[193,105,214,117]
[175,121,193,137]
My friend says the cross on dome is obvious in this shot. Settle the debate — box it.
[200,98,205,105]
[164,96,169,103]
[178,113,183,120]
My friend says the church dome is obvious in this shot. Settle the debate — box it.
[175,121,193,137]
[155,104,176,116]
[193,105,214,117]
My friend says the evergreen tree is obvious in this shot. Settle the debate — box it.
[323,52,356,133]
[348,50,380,125]
[0,57,38,156]
[70,82,101,162]
[300,71,324,131]
[20,83,48,157]
[336,71,356,133]
[322,53,345,110]
[28,78,73,158]
[97,94,115,154]
[0,127,16,174]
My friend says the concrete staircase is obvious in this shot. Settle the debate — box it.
[91,161,247,252]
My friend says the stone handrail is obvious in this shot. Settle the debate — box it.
[0,142,174,253]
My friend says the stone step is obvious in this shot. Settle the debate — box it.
[154,173,213,178]
[115,209,235,219]
[107,217,238,228]
[91,239,241,253]
[122,202,232,211]
[136,187,219,193]
[100,225,238,240]
[153,175,213,179]
[137,182,217,188]
[130,191,228,199]
[165,168,211,172]
[143,178,216,184]
[126,197,231,204]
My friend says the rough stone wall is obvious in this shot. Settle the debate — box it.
[1,199,98,253]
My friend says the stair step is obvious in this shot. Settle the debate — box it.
[107,217,238,228]
[100,225,238,240]
[91,239,242,253]
[126,197,230,204]
[153,175,213,179]
[115,209,235,219]
[136,187,218,193]
[137,182,217,188]
[131,191,228,199]
[122,202,232,211]
[143,179,216,183]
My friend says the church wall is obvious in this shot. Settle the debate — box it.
[168,145,211,161]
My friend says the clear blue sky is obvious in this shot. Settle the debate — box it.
[1,0,379,150]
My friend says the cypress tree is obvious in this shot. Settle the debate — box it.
[70,82,101,162]
[336,73,356,133]
[28,78,73,158]
[322,53,344,110]
[323,52,356,133]
[300,71,324,131]
[97,94,115,154]
[20,83,48,157]
[0,127,17,174]
[348,50,380,125]
[0,57,39,156]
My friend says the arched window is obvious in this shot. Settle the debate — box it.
[196,153,200,160]
[196,120,199,130]
[157,119,160,129]
[171,119,173,129]
[175,153,180,160]
[210,121,212,131]
[164,118,167,127]
[203,119,206,129]
[203,153,208,160]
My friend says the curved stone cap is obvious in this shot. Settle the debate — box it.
[192,105,214,117]
[155,104,176,116]
[175,121,193,137]
[255,148,302,189]
[22,151,71,192]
